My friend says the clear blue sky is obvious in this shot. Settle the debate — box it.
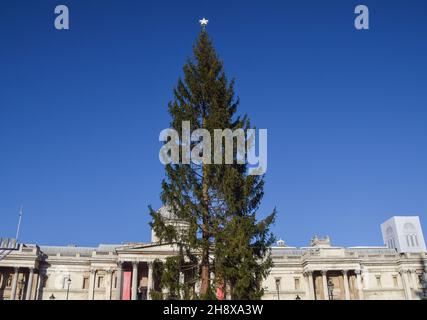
[1,0,426,248]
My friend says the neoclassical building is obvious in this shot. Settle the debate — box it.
[1,213,426,300]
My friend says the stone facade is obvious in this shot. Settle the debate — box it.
[264,241,427,300]
[1,215,426,300]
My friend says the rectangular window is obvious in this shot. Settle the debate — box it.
[376,275,382,288]
[294,278,300,290]
[82,277,89,289]
[274,278,281,291]
[6,274,12,287]
[392,275,398,287]
[97,276,104,288]
[62,276,72,289]
[6,274,13,288]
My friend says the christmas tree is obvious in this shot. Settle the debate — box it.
[149,25,276,300]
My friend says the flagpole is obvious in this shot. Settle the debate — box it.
[15,205,23,241]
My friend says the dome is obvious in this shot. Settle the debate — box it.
[277,239,285,247]
[158,206,177,220]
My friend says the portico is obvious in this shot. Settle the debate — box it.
[114,260,154,300]
[113,242,179,300]
[305,269,362,300]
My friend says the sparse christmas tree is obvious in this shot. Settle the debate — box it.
[149,25,276,300]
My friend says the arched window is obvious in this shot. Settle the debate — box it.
[403,222,415,231]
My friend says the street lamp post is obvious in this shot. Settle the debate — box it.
[66,276,72,300]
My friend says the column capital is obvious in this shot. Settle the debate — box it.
[13,266,20,272]
[117,261,123,268]
[90,269,97,274]
[321,270,328,276]
[341,270,349,276]
[303,271,313,277]
[132,261,139,268]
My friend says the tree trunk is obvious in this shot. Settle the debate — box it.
[200,168,210,296]
[200,125,210,296]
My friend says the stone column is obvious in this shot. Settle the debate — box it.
[115,262,123,300]
[210,272,215,286]
[410,270,418,289]
[25,268,34,300]
[405,269,412,300]
[105,269,113,300]
[147,262,153,300]
[304,271,315,300]
[179,271,185,299]
[195,278,201,297]
[131,262,138,300]
[355,269,364,300]
[321,270,329,300]
[88,269,96,300]
[10,267,19,300]
[159,260,169,299]
[36,271,44,300]
[423,270,427,287]
[400,270,412,300]
[342,270,351,300]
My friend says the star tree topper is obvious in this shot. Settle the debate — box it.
[199,18,209,29]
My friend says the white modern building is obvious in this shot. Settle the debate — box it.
[0,212,426,300]
[381,216,426,253]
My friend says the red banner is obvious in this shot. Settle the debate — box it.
[216,281,225,300]
[122,271,132,300]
